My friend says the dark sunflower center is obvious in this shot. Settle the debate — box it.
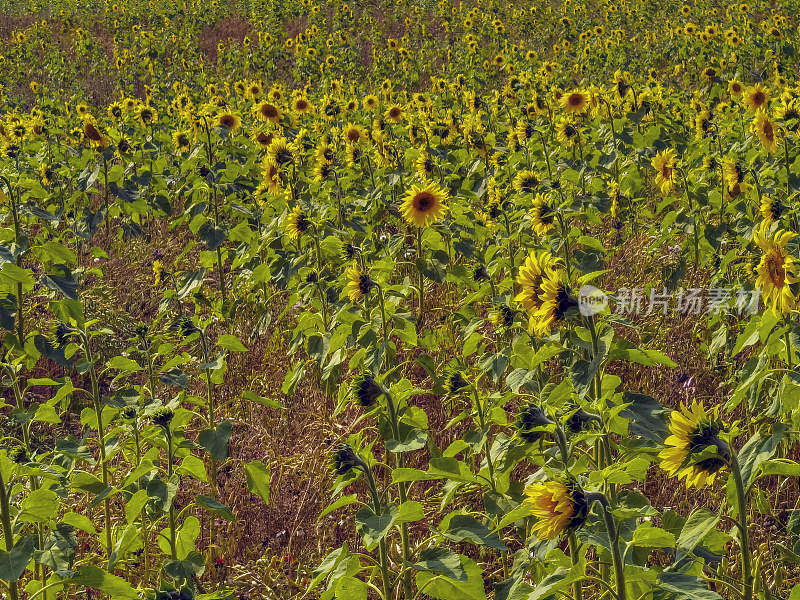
[220,115,236,128]
[568,93,583,106]
[413,192,435,212]
[261,104,278,118]
[554,286,578,319]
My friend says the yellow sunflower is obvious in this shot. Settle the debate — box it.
[514,250,559,326]
[658,401,729,488]
[172,130,192,153]
[285,206,310,240]
[759,196,784,223]
[530,193,556,236]
[513,169,540,194]
[400,182,449,227]
[753,220,798,315]
[743,84,770,112]
[385,104,404,123]
[532,271,578,335]
[560,90,590,115]
[345,263,375,301]
[216,112,242,132]
[523,480,588,540]
[254,101,282,123]
[651,148,677,195]
[751,109,780,154]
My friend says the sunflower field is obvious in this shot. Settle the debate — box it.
[3,0,800,599]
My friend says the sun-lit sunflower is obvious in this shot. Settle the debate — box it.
[658,401,729,488]
[561,90,589,115]
[760,196,784,223]
[743,84,770,112]
[532,270,578,335]
[400,182,449,227]
[530,193,556,235]
[514,250,559,320]
[753,220,798,314]
[651,148,678,195]
[385,104,404,123]
[82,117,108,148]
[267,137,295,166]
[285,206,310,240]
[523,480,588,540]
[216,112,242,132]
[254,101,282,123]
[555,118,580,144]
[256,158,282,197]
[415,151,436,181]
[292,96,313,115]
[343,123,365,145]
[752,109,780,153]
[345,263,375,301]
[138,105,157,126]
[513,169,540,194]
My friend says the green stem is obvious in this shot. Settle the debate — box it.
[471,385,496,492]
[363,466,392,600]
[376,284,389,353]
[730,450,753,600]
[166,431,177,562]
[0,471,19,600]
[416,228,424,325]
[600,500,626,600]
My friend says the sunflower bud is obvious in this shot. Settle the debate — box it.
[151,407,174,429]
[516,403,555,442]
[565,407,601,433]
[332,444,362,475]
[352,372,383,408]
[444,369,469,394]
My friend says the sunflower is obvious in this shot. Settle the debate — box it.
[523,480,588,540]
[415,151,436,181]
[172,130,192,153]
[82,117,108,148]
[743,84,770,112]
[513,169,540,194]
[753,220,798,314]
[216,112,242,132]
[363,94,379,110]
[254,101,281,123]
[256,158,283,197]
[285,206,310,240]
[267,137,295,166]
[532,270,578,335]
[752,109,780,154]
[250,126,274,151]
[658,401,730,488]
[514,250,559,321]
[343,123,366,145]
[530,193,556,235]
[555,118,579,144]
[313,161,334,182]
[651,148,678,195]
[345,263,375,301]
[728,80,744,97]
[292,96,313,115]
[400,182,449,227]
[385,104,404,123]
[561,90,589,115]
[138,105,157,126]
[515,403,554,443]
[760,196,784,223]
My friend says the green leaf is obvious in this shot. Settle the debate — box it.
[177,454,208,482]
[105,356,142,372]
[217,334,248,352]
[355,505,399,550]
[0,536,36,583]
[391,468,443,484]
[19,489,59,523]
[414,555,487,600]
[630,524,675,548]
[244,460,271,504]
[62,512,96,534]
[442,514,506,550]
[37,524,78,572]
[195,496,235,521]
[197,421,233,461]
[657,572,721,599]
[409,548,466,582]
[735,424,786,492]
[677,509,720,555]
[335,576,367,600]
[71,565,139,599]
[397,501,425,523]
[318,495,360,522]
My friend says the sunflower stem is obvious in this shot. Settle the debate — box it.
[594,495,626,600]
[416,228,425,326]
[0,470,19,600]
[730,449,754,600]
[785,328,793,370]
[363,465,393,600]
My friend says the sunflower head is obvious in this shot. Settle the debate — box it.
[658,401,730,488]
[515,403,555,443]
[530,193,556,235]
[351,372,383,408]
[400,182,449,228]
[532,271,579,335]
[444,369,469,395]
[286,206,311,240]
[217,112,242,132]
[561,90,589,114]
[752,109,780,154]
[332,444,362,475]
[744,84,770,112]
[753,220,798,314]
[513,169,540,194]
[651,148,678,195]
[345,263,375,301]
[523,480,589,540]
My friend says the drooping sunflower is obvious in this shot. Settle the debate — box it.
[561,89,589,115]
[345,263,375,301]
[285,206,310,240]
[267,137,295,167]
[743,84,770,112]
[760,196,784,223]
[82,117,108,148]
[751,109,780,154]
[753,220,798,314]
[658,401,730,488]
[532,270,578,335]
[530,193,556,235]
[513,169,540,194]
[523,480,588,540]
[515,403,554,443]
[651,148,678,195]
[400,182,449,227]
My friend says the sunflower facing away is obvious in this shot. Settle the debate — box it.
[760,196,784,223]
[345,263,375,301]
[523,480,588,540]
[514,250,559,331]
[752,109,780,154]
[530,193,556,235]
[286,206,310,240]
[658,401,730,488]
[753,220,798,315]
[651,148,678,195]
[400,182,449,227]
[532,270,578,336]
